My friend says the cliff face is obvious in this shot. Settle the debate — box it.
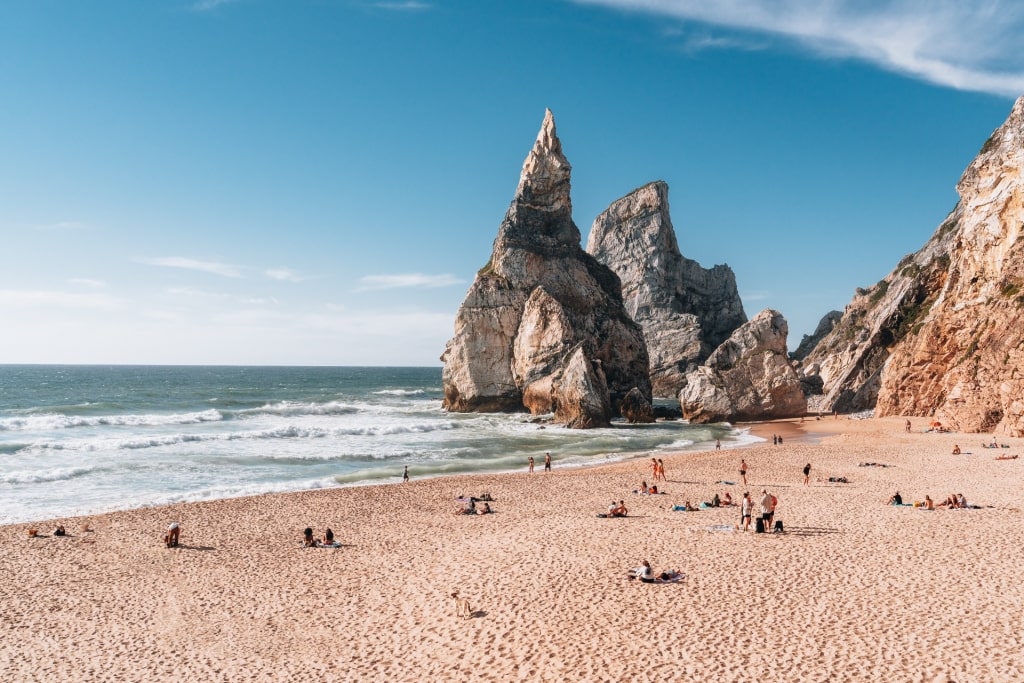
[803,95,1024,434]
[679,309,806,423]
[440,110,651,425]
[587,181,746,397]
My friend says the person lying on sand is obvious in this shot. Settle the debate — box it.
[476,502,492,515]
[599,501,627,518]
[53,525,66,537]
[323,528,335,545]
[995,454,1019,460]
[629,560,654,582]
[671,501,699,512]
[859,462,890,467]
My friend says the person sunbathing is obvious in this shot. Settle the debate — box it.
[888,492,903,505]
[612,500,628,517]
[629,560,654,582]
[721,492,733,506]
[924,495,934,510]
[323,528,335,545]
[303,527,318,547]
[476,502,492,515]
[995,454,1019,460]
[952,445,961,455]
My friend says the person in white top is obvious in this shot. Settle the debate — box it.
[740,492,752,532]
[759,490,772,531]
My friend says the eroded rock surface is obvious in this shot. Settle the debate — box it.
[804,95,1024,434]
[679,309,807,423]
[587,181,745,397]
[440,110,651,425]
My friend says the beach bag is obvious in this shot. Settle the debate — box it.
[773,520,784,533]
[755,518,765,533]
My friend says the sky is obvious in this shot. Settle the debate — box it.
[1,0,1022,366]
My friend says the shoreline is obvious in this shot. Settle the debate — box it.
[5,415,1022,681]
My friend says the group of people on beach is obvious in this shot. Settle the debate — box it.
[302,527,339,547]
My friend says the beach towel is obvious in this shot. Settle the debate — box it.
[716,480,737,485]
[706,524,736,533]
[652,572,686,584]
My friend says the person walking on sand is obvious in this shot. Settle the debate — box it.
[740,459,748,486]
[802,463,811,486]
[716,439,721,450]
[657,458,666,482]
[544,452,551,472]
[403,466,409,483]
[528,456,535,473]
[650,457,658,480]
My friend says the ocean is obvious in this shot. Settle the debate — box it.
[0,365,751,524]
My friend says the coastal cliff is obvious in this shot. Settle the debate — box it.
[440,110,651,426]
[587,181,746,397]
[803,95,1024,434]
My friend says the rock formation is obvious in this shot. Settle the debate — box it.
[440,110,651,427]
[619,387,656,424]
[803,95,1024,434]
[587,181,746,397]
[791,311,842,361]
[679,309,807,423]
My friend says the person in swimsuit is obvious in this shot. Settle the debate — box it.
[323,528,335,545]
[528,456,534,473]
[303,527,317,547]
[544,452,552,472]
[740,492,752,531]
[803,463,811,485]
[740,459,748,486]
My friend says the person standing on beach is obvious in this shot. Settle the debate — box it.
[715,439,721,450]
[740,459,748,486]
[759,490,772,531]
[650,457,658,480]
[403,466,409,483]
[528,456,535,473]
[544,452,551,472]
[740,492,752,531]
[905,419,912,433]
[802,463,811,486]
[657,458,666,482]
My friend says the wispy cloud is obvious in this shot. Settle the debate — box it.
[0,288,124,311]
[572,0,1024,97]
[139,257,243,278]
[372,1,432,10]
[69,278,107,288]
[354,273,464,292]
[190,0,239,11]
[265,267,307,282]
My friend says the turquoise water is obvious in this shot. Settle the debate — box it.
[0,365,748,523]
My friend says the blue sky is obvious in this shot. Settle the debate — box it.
[1,0,1021,365]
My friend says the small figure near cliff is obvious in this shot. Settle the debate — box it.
[905,419,912,433]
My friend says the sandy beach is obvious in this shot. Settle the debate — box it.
[3,416,1023,682]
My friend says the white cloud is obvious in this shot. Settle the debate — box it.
[139,256,243,278]
[572,0,1024,96]
[265,267,307,282]
[69,278,108,288]
[354,273,465,291]
[0,288,124,311]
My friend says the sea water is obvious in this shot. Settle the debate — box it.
[0,365,752,524]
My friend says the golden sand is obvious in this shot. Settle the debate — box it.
[3,416,1022,682]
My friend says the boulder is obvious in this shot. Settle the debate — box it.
[440,110,651,425]
[587,181,746,397]
[553,346,612,429]
[620,387,656,424]
[679,309,807,423]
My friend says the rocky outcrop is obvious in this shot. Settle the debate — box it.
[587,181,746,397]
[619,387,656,424]
[440,110,651,425]
[791,311,842,361]
[803,95,1024,434]
[679,309,807,423]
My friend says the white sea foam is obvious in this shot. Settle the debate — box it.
[372,389,426,396]
[0,465,102,485]
[239,401,359,417]
[0,409,223,432]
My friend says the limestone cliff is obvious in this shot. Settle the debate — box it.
[440,110,651,426]
[803,95,1024,434]
[679,309,806,423]
[587,181,746,397]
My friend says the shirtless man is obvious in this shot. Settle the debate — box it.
[740,459,748,486]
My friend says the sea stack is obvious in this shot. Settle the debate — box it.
[587,181,746,397]
[440,110,651,426]
[803,95,1024,434]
